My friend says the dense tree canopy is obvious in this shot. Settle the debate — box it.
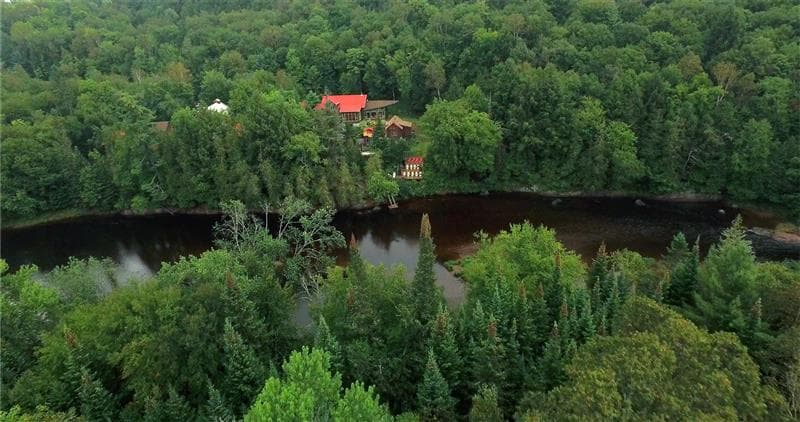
[2,0,800,419]
[2,0,798,224]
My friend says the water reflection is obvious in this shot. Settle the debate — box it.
[2,194,791,290]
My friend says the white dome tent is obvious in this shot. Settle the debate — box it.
[207,98,229,114]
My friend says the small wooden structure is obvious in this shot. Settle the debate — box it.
[401,156,424,180]
[384,115,414,138]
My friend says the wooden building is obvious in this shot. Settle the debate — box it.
[315,94,397,123]
[384,115,415,138]
[401,156,424,180]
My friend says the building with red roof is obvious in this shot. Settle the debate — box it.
[315,94,398,123]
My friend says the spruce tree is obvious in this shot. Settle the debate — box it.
[430,305,462,392]
[588,242,609,291]
[78,369,115,421]
[348,233,367,282]
[413,214,441,325]
[222,318,266,415]
[469,385,503,422]
[314,316,343,375]
[204,382,234,422]
[537,322,566,391]
[472,316,507,394]
[664,232,690,268]
[665,237,699,307]
[417,350,456,421]
[163,386,194,421]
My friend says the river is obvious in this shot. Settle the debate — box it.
[2,193,795,308]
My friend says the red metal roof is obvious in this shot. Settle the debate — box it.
[315,94,368,113]
[405,156,424,165]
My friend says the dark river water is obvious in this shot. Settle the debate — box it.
[1,193,792,307]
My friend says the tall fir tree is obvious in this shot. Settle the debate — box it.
[417,350,456,421]
[204,382,234,422]
[314,316,343,375]
[665,237,700,307]
[348,233,367,282]
[78,369,116,421]
[413,213,442,325]
[472,316,507,395]
[430,305,462,395]
[588,242,609,291]
[163,386,194,421]
[664,232,690,268]
[222,318,266,415]
[537,322,566,391]
[468,384,503,422]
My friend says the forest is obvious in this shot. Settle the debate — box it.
[2,203,799,420]
[2,0,799,225]
[2,0,800,420]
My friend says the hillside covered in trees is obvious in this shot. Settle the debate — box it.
[2,0,799,225]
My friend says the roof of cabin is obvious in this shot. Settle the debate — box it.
[385,115,413,129]
[405,156,424,165]
[315,94,368,113]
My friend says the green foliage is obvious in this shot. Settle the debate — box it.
[523,297,786,420]
[688,217,763,342]
[412,214,444,325]
[417,350,456,421]
[420,99,501,188]
[245,347,391,421]
[468,385,502,422]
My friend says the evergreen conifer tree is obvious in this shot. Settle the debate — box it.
[348,234,367,282]
[78,369,116,421]
[163,386,194,421]
[417,350,456,421]
[588,242,609,291]
[204,382,234,422]
[430,306,462,393]
[469,384,503,422]
[222,318,266,415]
[537,322,566,391]
[665,237,700,307]
[472,316,507,394]
[664,232,690,268]
[413,214,441,325]
[314,316,343,375]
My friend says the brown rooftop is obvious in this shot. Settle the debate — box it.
[363,99,398,111]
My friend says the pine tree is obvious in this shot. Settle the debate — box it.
[314,316,343,375]
[501,319,525,415]
[472,316,507,394]
[417,350,456,421]
[222,318,266,415]
[544,253,566,322]
[537,322,566,391]
[469,385,503,422]
[204,382,234,422]
[588,242,609,291]
[413,214,442,325]
[348,234,367,282]
[163,386,193,421]
[78,369,115,421]
[430,305,462,393]
[665,238,700,307]
[58,344,84,411]
[664,232,690,268]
